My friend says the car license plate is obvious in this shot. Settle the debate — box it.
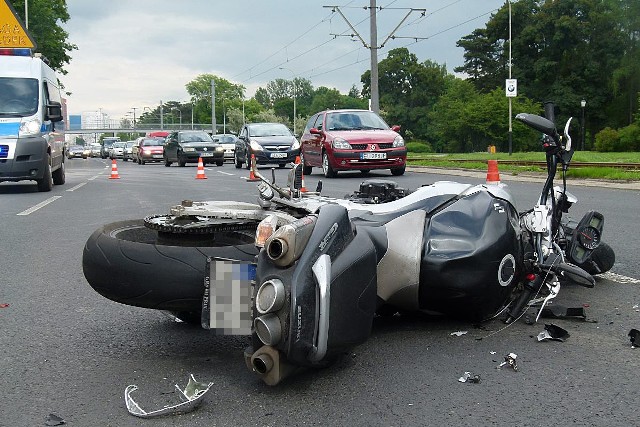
[152,154,163,158]
[270,152,287,158]
[200,152,214,157]
[202,258,256,335]
[361,152,387,160]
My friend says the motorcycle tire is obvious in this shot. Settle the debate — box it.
[82,219,259,315]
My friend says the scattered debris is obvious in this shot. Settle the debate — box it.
[44,413,65,426]
[540,305,587,320]
[125,374,214,418]
[0,303,9,308]
[458,372,481,383]
[498,353,518,371]
[537,324,570,342]
[450,331,468,337]
[629,329,640,348]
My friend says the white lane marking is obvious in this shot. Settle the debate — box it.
[217,171,234,176]
[600,272,640,284]
[88,174,102,181]
[66,182,87,192]
[17,196,62,216]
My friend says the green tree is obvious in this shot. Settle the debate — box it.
[9,0,77,75]
[185,74,245,126]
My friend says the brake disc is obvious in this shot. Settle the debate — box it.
[144,214,259,234]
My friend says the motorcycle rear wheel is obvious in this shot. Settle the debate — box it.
[82,219,259,315]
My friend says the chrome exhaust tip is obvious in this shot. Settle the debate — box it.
[256,279,285,314]
[266,238,288,261]
[254,313,282,346]
[252,353,274,374]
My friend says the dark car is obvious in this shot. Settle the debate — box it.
[299,109,407,177]
[135,137,165,164]
[234,123,299,169]
[212,133,238,162]
[163,130,224,167]
[67,145,86,159]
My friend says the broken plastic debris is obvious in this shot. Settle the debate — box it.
[0,303,9,308]
[125,374,213,418]
[540,305,587,320]
[498,353,518,371]
[450,331,468,337]
[44,413,65,426]
[629,329,640,348]
[458,372,481,383]
[537,324,570,342]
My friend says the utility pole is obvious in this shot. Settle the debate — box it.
[324,2,425,114]
[211,80,216,135]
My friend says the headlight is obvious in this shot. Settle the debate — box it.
[143,149,151,155]
[291,139,300,150]
[215,146,224,152]
[332,137,352,149]
[19,118,42,136]
[393,135,405,147]
[184,147,196,152]
[250,140,264,151]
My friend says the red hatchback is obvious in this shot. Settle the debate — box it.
[299,109,407,177]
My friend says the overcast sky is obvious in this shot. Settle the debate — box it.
[62,0,505,120]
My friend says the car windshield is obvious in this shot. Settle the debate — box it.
[142,139,163,146]
[70,145,83,151]
[214,135,236,143]
[248,123,291,137]
[326,111,389,131]
[113,142,126,148]
[126,142,135,148]
[179,131,212,143]
[0,77,39,117]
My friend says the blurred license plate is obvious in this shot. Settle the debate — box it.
[270,152,287,158]
[200,152,214,157]
[361,152,386,160]
[201,258,256,335]
[152,154,163,158]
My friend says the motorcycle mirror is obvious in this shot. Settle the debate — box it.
[515,113,559,142]
[552,262,595,288]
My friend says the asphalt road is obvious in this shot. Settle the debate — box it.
[1,158,639,426]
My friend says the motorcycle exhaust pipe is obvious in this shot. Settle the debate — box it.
[256,279,286,314]
[265,216,317,267]
[244,345,298,386]
[254,313,282,346]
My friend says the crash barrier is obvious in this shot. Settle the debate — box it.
[196,157,207,179]
[109,159,120,179]
[486,160,500,185]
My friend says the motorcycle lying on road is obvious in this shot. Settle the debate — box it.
[83,108,615,385]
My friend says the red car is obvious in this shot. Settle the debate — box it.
[299,109,407,177]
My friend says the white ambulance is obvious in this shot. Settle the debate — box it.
[0,48,66,191]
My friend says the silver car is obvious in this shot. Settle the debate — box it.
[212,134,238,162]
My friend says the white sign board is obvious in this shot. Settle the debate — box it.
[506,79,517,97]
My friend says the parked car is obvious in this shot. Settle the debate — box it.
[299,109,407,177]
[234,123,299,169]
[89,144,102,157]
[123,141,136,162]
[135,137,165,164]
[212,133,238,162]
[67,145,86,159]
[109,141,127,159]
[163,130,224,167]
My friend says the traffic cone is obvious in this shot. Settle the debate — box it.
[195,157,207,179]
[486,159,500,185]
[109,159,120,179]
[295,155,307,192]
[245,154,260,182]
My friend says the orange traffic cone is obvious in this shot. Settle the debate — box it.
[195,157,207,179]
[486,159,500,185]
[245,154,260,182]
[295,155,307,192]
[109,159,120,179]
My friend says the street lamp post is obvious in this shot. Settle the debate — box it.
[171,107,182,129]
[279,67,297,135]
[581,99,586,151]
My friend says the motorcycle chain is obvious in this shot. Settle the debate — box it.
[144,214,259,235]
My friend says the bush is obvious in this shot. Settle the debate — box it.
[406,141,432,153]
[618,123,640,151]
[594,127,619,152]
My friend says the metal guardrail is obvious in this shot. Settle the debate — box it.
[408,157,640,170]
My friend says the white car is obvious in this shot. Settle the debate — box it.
[109,141,127,159]
[212,134,238,162]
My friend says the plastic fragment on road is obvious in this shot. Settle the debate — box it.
[458,372,481,383]
[124,374,214,418]
[629,329,640,348]
[540,305,587,320]
[450,331,468,337]
[537,324,570,342]
[0,303,9,308]
[44,413,65,426]
[498,353,518,371]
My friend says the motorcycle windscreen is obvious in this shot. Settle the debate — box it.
[419,190,522,321]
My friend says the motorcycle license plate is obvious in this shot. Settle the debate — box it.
[200,152,214,157]
[361,152,386,160]
[270,152,287,158]
[201,258,256,335]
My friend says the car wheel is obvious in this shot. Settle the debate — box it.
[245,151,251,170]
[36,155,53,192]
[278,163,286,169]
[82,219,259,313]
[141,160,146,165]
[216,160,224,167]
[322,152,337,178]
[52,158,66,185]
[360,170,371,176]
[300,152,312,175]
[390,166,406,176]
[234,152,242,169]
